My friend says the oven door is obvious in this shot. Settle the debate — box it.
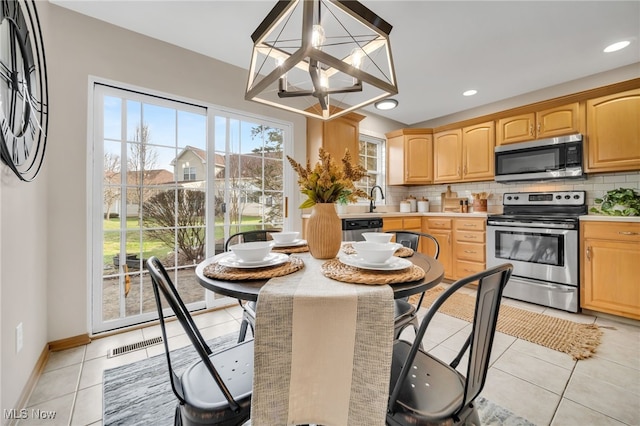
[486,224,578,286]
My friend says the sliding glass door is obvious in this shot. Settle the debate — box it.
[91,83,292,333]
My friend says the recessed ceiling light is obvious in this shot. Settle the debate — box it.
[604,41,630,53]
[374,99,398,110]
[463,89,478,97]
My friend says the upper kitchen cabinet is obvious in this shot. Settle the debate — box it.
[496,102,581,145]
[434,122,495,183]
[586,88,640,173]
[434,129,462,182]
[386,129,433,185]
[307,109,365,165]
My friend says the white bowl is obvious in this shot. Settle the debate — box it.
[271,231,300,244]
[362,232,394,244]
[229,241,274,262]
[353,242,402,264]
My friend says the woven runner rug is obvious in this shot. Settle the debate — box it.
[412,285,602,360]
[103,332,536,425]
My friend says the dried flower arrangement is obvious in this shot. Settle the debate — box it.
[286,148,369,209]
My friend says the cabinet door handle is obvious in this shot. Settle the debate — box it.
[463,164,467,175]
[464,250,476,254]
[529,124,534,136]
[619,231,639,236]
[586,246,591,261]
[448,234,451,244]
[464,235,476,239]
[457,166,461,175]
[537,122,541,134]
[463,223,477,227]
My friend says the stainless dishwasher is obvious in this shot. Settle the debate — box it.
[341,217,383,241]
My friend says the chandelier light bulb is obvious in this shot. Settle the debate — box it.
[351,48,364,69]
[312,24,325,49]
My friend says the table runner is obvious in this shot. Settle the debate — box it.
[251,253,394,425]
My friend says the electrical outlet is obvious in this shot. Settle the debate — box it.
[16,323,23,353]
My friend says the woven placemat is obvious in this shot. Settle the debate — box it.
[272,245,310,254]
[203,256,304,281]
[321,258,425,285]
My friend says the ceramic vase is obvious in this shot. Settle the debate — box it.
[306,203,342,259]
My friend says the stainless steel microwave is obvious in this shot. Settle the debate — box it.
[494,134,584,183]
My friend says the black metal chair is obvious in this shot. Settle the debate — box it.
[147,256,253,426]
[386,263,513,426]
[224,229,281,342]
[386,231,440,341]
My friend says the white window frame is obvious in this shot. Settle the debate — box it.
[357,132,386,204]
[87,77,294,334]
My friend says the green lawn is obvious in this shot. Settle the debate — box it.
[102,216,269,266]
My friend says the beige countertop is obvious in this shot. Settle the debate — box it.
[302,211,490,219]
[579,215,640,222]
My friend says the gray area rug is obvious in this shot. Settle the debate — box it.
[103,333,535,425]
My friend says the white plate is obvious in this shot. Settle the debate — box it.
[273,239,307,247]
[217,252,289,269]
[338,254,413,271]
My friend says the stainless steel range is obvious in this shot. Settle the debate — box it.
[486,191,587,312]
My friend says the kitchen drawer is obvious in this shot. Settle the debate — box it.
[455,218,486,231]
[383,217,403,231]
[404,217,422,230]
[427,218,452,230]
[455,242,485,262]
[455,230,486,243]
[455,260,486,279]
[581,222,640,242]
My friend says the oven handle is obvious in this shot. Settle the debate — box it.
[509,276,577,292]
[487,220,575,229]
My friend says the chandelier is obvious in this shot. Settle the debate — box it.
[245,0,398,120]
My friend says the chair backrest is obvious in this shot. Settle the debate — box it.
[389,263,513,417]
[387,230,440,259]
[224,229,281,251]
[146,256,241,412]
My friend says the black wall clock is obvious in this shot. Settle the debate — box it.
[0,0,48,181]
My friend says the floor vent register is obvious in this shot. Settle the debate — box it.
[108,336,163,358]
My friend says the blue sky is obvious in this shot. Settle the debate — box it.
[102,95,271,173]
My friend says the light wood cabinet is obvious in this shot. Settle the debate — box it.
[307,111,365,165]
[423,217,453,279]
[462,121,495,181]
[453,218,486,280]
[586,88,640,173]
[580,221,640,320]
[386,129,433,185]
[434,129,463,182]
[497,102,581,145]
[383,216,423,250]
[434,122,495,183]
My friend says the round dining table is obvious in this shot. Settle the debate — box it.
[195,250,444,301]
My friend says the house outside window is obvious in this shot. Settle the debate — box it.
[183,166,196,181]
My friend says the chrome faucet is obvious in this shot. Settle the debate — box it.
[369,185,385,213]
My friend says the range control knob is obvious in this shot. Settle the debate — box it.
[514,196,519,200]
[506,196,512,201]
[565,195,571,199]
[573,194,581,199]
[556,195,562,199]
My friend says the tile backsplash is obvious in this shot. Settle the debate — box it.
[384,171,640,214]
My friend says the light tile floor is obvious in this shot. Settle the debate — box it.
[19,293,640,426]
